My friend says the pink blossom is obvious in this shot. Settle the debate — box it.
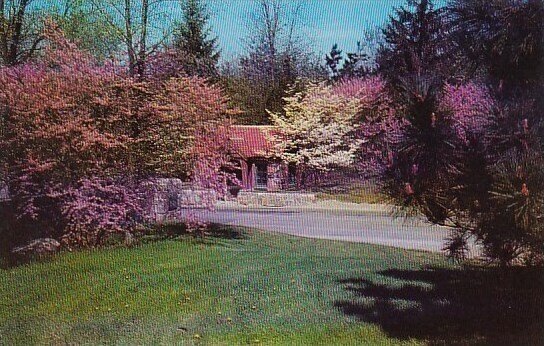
[439,82,495,144]
[334,76,405,177]
[0,24,234,246]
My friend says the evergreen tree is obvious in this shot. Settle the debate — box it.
[449,0,544,96]
[325,44,343,81]
[173,0,220,78]
[377,0,452,85]
[341,41,371,79]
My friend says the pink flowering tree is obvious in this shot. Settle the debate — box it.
[333,77,404,178]
[0,24,234,248]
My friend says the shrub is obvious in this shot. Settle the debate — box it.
[0,24,233,248]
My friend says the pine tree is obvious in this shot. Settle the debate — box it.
[377,0,451,84]
[341,41,370,79]
[325,44,343,81]
[173,0,220,78]
[450,0,544,96]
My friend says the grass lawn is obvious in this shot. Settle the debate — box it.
[0,228,542,345]
[317,186,388,205]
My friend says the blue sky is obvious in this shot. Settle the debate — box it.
[41,0,440,61]
[204,0,411,60]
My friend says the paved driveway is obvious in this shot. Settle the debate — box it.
[183,207,452,253]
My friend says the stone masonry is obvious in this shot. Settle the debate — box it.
[237,191,316,207]
[143,178,217,222]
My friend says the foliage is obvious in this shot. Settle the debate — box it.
[449,0,544,93]
[0,0,44,66]
[269,82,361,177]
[60,177,142,248]
[372,0,544,265]
[325,44,343,81]
[270,77,396,186]
[377,74,542,265]
[88,0,178,78]
[52,0,123,61]
[221,0,325,124]
[366,0,542,265]
[381,79,494,210]
[0,25,233,247]
[144,48,188,81]
[377,0,454,85]
[326,42,373,82]
[333,76,402,177]
[231,51,324,124]
[172,0,220,79]
[477,151,544,265]
[341,41,373,79]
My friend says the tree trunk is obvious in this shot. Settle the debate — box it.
[0,0,30,66]
[136,0,149,78]
[124,0,136,76]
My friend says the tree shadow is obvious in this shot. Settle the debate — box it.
[205,223,246,240]
[335,265,544,344]
[145,222,245,241]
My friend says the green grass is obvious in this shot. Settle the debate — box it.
[317,186,388,205]
[0,228,542,345]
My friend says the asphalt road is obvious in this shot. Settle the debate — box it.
[183,208,451,253]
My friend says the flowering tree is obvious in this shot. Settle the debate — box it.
[333,77,402,177]
[270,77,401,187]
[269,82,361,183]
[0,24,233,247]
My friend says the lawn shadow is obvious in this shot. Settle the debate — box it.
[335,265,544,345]
[205,223,246,240]
[144,222,245,241]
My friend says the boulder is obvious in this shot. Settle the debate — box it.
[123,231,136,247]
[12,238,61,259]
[0,182,9,202]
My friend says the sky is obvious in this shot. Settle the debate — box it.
[168,0,412,60]
[38,0,443,62]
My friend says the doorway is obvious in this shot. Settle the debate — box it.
[255,162,268,190]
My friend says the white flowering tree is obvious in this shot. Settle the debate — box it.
[269,82,362,183]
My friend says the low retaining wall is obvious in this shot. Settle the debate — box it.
[143,179,217,222]
[237,191,316,207]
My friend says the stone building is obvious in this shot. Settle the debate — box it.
[229,125,298,192]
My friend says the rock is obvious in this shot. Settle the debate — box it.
[0,182,10,202]
[123,232,135,247]
[12,238,61,259]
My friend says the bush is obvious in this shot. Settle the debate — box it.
[0,24,234,249]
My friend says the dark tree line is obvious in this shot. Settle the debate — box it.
[325,41,372,81]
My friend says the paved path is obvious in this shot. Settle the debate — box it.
[183,202,452,253]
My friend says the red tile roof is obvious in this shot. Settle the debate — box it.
[229,125,278,159]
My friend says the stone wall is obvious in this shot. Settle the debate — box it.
[142,178,217,222]
[237,191,316,207]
